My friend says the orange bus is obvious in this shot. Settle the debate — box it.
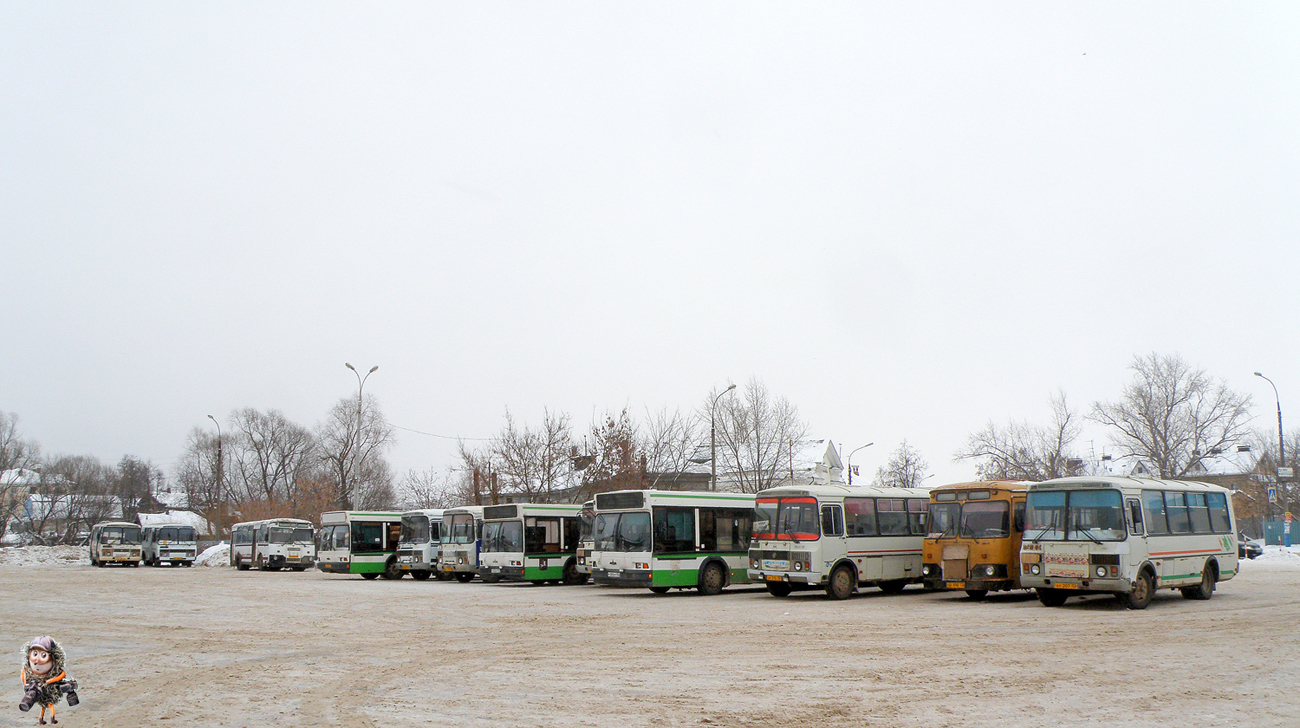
[921,481,1030,599]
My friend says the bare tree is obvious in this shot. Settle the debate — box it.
[872,440,930,489]
[317,394,395,510]
[110,455,163,520]
[0,411,41,543]
[397,467,462,510]
[639,406,702,489]
[710,378,809,493]
[1091,353,1253,478]
[576,410,644,499]
[229,408,317,506]
[954,391,1084,481]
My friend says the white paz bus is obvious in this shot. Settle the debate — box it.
[749,484,930,599]
[88,521,142,567]
[230,518,315,571]
[316,511,404,579]
[478,503,586,584]
[1019,476,1238,609]
[141,523,198,567]
[439,506,485,582]
[591,490,755,595]
[397,509,444,580]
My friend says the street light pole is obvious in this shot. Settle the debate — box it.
[344,363,378,509]
[846,442,874,486]
[1256,372,1286,542]
[207,414,223,543]
[710,384,737,492]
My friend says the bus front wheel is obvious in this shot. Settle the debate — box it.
[826,565,855,600]
[965,589,988,600]
[411,570,431,581]
[381,559,403,580]
[1036,588,1068,607]
[765,581,792,597]
[562,560,588,586]
[454,572,474,583]
[879,579,909,595]
[649,586,671,594]
[236,556,251,572]
[697,562,726,596]
[1124,571,1155,610]
[361,572,380,580]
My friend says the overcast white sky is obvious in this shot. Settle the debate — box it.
[2,4,1297,486]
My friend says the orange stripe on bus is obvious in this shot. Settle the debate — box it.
[1149,549,1228,557]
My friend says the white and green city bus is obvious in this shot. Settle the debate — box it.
[439,505,485,583]
[478,503,586,585]
[575,500,595,575]
[1019,476,1238,610]
[749,484,930,599]
[397,509,445,580]
[590,490,756,595]
[316,510,404,579]
[230,518,315,571]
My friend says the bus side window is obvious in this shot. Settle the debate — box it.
[821,505,844,537]
[1013,502,1026,533]
[1127,499,1144,535]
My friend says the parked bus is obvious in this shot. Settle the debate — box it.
[922,481,1030,598]
[590,490,755,595]
[230,519,315,571]
[749,484,929,599]
[1019,476,1238,609]
[141,523,198,567]
[397,509,444,580]
[479,503,586,585]
[316,511,404,579]
[88,521,142,567]
[439,506,485,582]
[575,500,595,575]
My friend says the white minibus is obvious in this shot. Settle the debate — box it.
[749,484,930,599]
[439,506,485,582]
[230,519,315,571]
[141,524,198,567]
[88,521,142,567]
[1020,476,1238,609]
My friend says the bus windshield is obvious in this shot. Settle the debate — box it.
[753,497,819,541]
[579,509,595,541]
[593,512,651,552]
[482,520,523,553]
[156,527,196,542]
[401,516,430,544]
[446,514,477,544]
[1026,489,1125,542]
[960,501,1009,539]
[928,502,961,538]
[99,526,141,544]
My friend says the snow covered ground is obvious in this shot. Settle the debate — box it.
[1245,544,1300,568]
[0,544,87,567]
[194,542,230,567]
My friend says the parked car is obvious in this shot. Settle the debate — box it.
[1238,533,1263,560]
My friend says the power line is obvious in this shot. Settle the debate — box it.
[393,425,492,442]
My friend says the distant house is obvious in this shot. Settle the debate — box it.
[137,510,210,536]
[715,437,846,492]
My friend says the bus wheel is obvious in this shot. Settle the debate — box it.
[1036,588,1068,607]
[561,560,584,585]
[965,589,988,600]
[765,581,792,597]
[411,570,431,581]
[454,572,474,583]
[878,579,909,595]
[1125,571,1155,610]
[649,586,671,594]
[697,562,726,596]
[482,574,501,583]
[825,565,855,600]
[1181,563,1216,601]
[236,556,251,572]
[381,559,403,580]
[361,572,380,580]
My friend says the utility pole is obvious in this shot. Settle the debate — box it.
[207,414,223,543]
[710,383,737,491]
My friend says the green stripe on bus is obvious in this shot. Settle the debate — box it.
[652,569,700,587]
[523,565,565,580]
[351,562,385,573]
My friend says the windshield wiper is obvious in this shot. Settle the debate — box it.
[1075,528,1103,545]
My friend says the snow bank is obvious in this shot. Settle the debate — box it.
[1244,544,1300,570]
[195,543,230,567]
[0,545,88,568]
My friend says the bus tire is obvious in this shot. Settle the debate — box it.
[454,572,474,583]
[482,574,501,583]
[826,565,855,600]
[649,586,671,594]
[1181,562,1217,601]
[361,572,380,580]
[965,589,989,600]
[236,556,251,572]
[1036,588,1068,607]
[381,559,403,580]
[561,559,586,585]
[765,581,792,597]
[879,579,909,595]
[697,562,726,596]
[411,570,431,581]
[1124,570,1155,610]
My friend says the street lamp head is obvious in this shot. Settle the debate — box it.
[1255,371,1264,378]
[345,362,356,372]
[725,383,737,392]
[207,414,216,423]
[369,365,379,374]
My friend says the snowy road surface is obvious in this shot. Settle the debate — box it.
[0,554,1296,727]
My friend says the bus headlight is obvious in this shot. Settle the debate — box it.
[1029,564,1040,575]
[983,565,996,577]
[1095,566,1107,578]
[922,565,932,576]
[793,561,803,571]
[751,558,760,569]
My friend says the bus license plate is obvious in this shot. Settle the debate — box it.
[763,560,789,571]
[947,582,965,589]
[1055,582,1080,589]
[491,567,501,573]
[766,575,784,582]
